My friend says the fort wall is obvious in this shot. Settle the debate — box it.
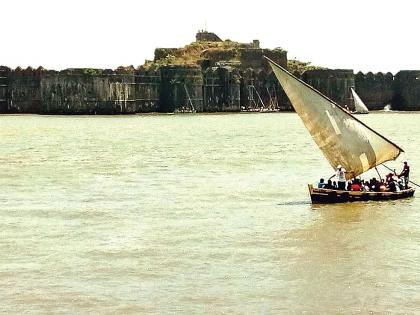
[392,71,420,110]
[0,66,10,113]
[0,65,351,114]
[135,67,161,112]
[2,31,420,114]
[3,65,420,113]
[8,67,42,113]
[355,72,394,110]
[159,65,204,112]
[302,69,355,108]
[40,68,136,114]
[203,67,241,112]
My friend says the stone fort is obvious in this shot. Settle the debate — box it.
[0,31,419,114]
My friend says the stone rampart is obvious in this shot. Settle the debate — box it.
[8,67,42,113]
[302,69,355,108]
[159,65,204,112]
[135,67,161,112]
[8,65,419,114]
[392,71,420,110]
[0,66,10,113]
[203,67,241,112]
[355,72,393,110]
[40,68,136,114]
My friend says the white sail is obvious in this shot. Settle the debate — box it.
[351,88,369,114]
[267,58,403,179]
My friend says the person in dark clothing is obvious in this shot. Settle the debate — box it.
[388,180,397,192]
[318,178,326,188]
[325,179,333,189]
[385,172,395,185]
[397,161,410,189]
[370,178,380,192]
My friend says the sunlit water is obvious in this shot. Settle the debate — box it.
[0,112,419,313]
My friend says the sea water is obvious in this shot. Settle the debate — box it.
[0,112,419,313]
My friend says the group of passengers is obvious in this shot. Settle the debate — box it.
[317,162,410,192]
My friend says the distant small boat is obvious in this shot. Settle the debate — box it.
[266,57,415,204]
[351,88,369,114]
[383,104,392,111]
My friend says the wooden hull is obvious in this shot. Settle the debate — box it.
[308,184,415,204]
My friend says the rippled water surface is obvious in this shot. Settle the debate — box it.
[0,112,419,313]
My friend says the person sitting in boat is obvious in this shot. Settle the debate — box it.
[385,172,395,185]
[397,179,404,191]
[332,181,338,189]
[370,177,380,192]
[351,179,362,191]
[379,179,387,192]
[336,165,347,190]
[325,179,333,189]
[361,180,370,192]
[395,180,402,192]
[396,161,410,189]
[318,178,326,188]
[387,179,397,192]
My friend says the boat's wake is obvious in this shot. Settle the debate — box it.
[278,200,311,206]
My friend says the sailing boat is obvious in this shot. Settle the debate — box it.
[351,88,369,114]
[266,57,415,203]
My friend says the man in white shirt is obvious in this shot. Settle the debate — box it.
[336,165,347,190]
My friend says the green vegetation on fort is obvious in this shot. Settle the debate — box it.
[147,38,323,74]
[287,59,325,75]
[145,40,247,68]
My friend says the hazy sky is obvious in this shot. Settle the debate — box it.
[2,0,419,73]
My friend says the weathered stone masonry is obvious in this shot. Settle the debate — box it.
[40,68,136,114]
[355,72,394,110]
[159,65,204,112]
[8,67,42,113]
[203,67,241,112]
[392,71,420,110]
[0,66,10,112]
[0,67,156,114]
[2,31,420,113]
[0,51,294,114]
[302,69,355,109]
[135,67,160,112]
[0,64,402,114]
